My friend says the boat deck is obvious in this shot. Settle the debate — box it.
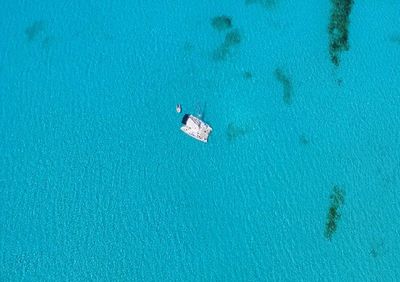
[180,114,212,143]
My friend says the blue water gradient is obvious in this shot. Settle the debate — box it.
[1,0,399,281]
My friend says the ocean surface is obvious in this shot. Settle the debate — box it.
[1,0,399,281]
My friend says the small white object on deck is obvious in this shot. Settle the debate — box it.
[180,114,212,143]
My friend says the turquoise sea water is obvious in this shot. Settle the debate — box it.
[1,0,399,281]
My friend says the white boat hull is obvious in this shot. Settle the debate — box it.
[180,114,212,143]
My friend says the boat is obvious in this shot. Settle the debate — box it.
[180,114,212,143]
[176,104,182,113]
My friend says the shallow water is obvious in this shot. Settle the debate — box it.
[1,0,399,281]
